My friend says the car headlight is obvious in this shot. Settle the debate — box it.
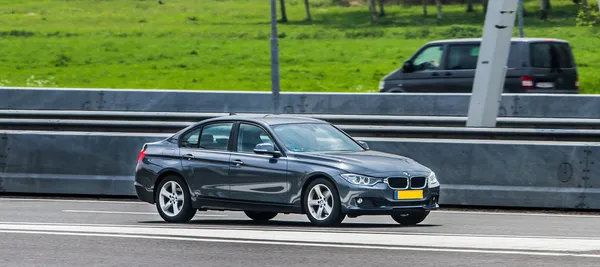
[428,172,440,188]
[378,81,385,90]
[341,173,382,186]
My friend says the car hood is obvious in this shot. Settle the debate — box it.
[292,150,431,177]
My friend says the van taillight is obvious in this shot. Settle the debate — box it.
[521,76,534,89]
[575,77,579,90]
[138,149,146,163]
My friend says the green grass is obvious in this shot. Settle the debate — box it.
[0,0,598,93]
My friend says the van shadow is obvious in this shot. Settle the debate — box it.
[138,219,441,229]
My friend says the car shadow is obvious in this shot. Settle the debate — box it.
[137,219,441,229]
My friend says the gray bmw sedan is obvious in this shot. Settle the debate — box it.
[134,115,440,226]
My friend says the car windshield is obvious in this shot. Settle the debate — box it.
[272,123,364,153]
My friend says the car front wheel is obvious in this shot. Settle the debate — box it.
[155,175,196,223]
[391,211,430,225]
[303,178,345,227]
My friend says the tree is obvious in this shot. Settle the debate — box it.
[280,0,288,22]
[303,0,312,21]
[540,0,552,20]
[422,0,428,16]
[435,0,442,19]
[368,0,377,21]
[466,0,474,12]
[378,0,386,17]
[482,0,488,14]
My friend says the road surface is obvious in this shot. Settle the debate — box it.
[1,197,599,267]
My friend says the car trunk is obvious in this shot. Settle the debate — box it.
[526,41,578,92]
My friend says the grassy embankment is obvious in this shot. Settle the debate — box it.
[0,0,598,93]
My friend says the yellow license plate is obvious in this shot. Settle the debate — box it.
[395,190,423,200]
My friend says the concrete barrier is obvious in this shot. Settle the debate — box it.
[1,130,598,209]
[2,87,600,118]
[364,138,600,209]
[0,131,166,196]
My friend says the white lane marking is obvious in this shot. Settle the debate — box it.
[0,223,599,253]
[3,197,600,218]
[435,210,600,218]
[1,221,599,241]
[0,229,599,258]
[62,210,157,215]
[61,210,228,217]
[0,198,146,205]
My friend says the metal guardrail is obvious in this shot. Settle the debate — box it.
[2,111,600,141]
[2,119,600,141]
[2,110,600,128]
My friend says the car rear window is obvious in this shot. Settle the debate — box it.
[530,42,575,68]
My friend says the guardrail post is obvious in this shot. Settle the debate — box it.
[466,0,518,127]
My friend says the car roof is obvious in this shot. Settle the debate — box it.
[208,114,326,126]
[425,37,570,45]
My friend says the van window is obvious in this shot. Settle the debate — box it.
[412,45,443,72]
[447,44,479,70]
[447,43,520,70]
[530,42,574,68]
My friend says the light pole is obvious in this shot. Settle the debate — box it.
[518,0,524,37]
[270,0,280,95]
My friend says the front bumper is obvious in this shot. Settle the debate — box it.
[340,183,440,216]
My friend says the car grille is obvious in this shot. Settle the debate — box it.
[410,177,426,188]
[386,176,427,189]
[386,177,408,189]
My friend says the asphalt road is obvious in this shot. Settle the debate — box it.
[1,197,600,267]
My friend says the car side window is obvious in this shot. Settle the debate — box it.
[198,122,233,151]
[237,123,274,153]
[412,45,443,72]
[447,44,479,70]
[181,128,201,148]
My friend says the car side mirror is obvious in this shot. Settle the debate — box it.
[358,141,370,150]
[254,143,282,157]
[402,61,414,73]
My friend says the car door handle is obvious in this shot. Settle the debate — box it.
[182,154,194,160]
[444,72,452,76]
[431,73,440,76]
[231,159,244,166]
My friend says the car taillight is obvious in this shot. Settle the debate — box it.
[521,76,534,90]
[575,77,579,90]
[138,149,146,163]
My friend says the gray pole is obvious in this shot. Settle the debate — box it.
[270,0,281,95]
[518,0,524,37]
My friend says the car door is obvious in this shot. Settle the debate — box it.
[401,44,448,92]
[227,122,289,204]
[179,122,234,199]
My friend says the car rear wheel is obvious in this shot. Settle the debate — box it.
[303,178,345,226]
[244,211,278,221]
[391,211,430,225]
[155,175,196,223]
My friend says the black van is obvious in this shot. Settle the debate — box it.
[378,38,579,94]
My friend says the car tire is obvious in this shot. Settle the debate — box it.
[155,175,196,223]
[244,211,278,221]
[390,211,430,225]
[303,178,345,227]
